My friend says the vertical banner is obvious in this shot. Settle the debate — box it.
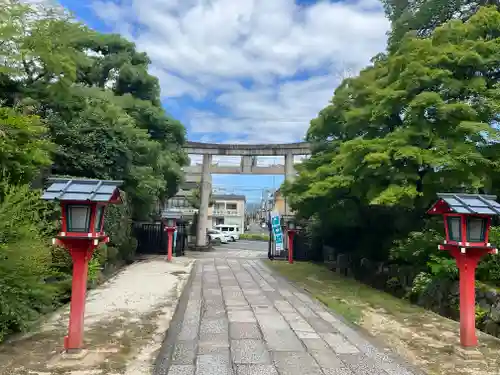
[173,229,177,254]
[270,211,283,251]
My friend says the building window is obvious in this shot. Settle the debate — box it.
[227,203,237,210]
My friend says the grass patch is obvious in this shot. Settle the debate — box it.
[266,260,425,323]
[240,233,270,241]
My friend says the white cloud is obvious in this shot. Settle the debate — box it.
[85,0,389,150]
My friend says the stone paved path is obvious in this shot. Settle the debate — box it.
[157,256,420,375]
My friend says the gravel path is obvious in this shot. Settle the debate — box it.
[0,256,194,375]
[155,255,421,375]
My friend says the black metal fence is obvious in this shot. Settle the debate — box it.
[267,227,311,261]
[133,220,188,256]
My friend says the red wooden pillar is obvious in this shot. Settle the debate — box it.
[167,229,174,262]
[448,247,485,347]
[458,257,478,347]
[63,245,94,352]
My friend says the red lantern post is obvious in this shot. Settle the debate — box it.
[162,210,181,262]
[164,219,176,262]
[43,178,123,353]
[428,193,499,347]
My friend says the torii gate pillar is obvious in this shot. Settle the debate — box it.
[196,154,211,247]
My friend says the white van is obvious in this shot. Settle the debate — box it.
[214,224,240,242]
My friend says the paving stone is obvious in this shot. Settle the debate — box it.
[322,368,355,375]
[307,317,337,333]
[200,318,229,336]
[252,305,277,314]
[295,331,320,339]
[295,305,318,319]
[272,351,322,375]
[204,297,224,306]
[228,305,253,311]
[168,364,196,375]
[283,315,315,333]
[178,323,199,341]
[235,365,279,375]
[228,310,257,323]
[224,290,245,299]
[231,339,271,364]
[376,361,417,375]
[338,354,387,375]
[196,353,233,375]
[203,306,226,319]
[321,333,360,354]
[229,322,262,339]
[273,300,295,314]
[302,338,330,351]
[247,297,271,306]
[309,350,345,368]
[172,340,197,365]
[294,291,316,304]
[262,329,304,351]
[263,290,282,301]
[198,331,229,351]
[204,288,223,298]
[242,289,262,296]
[198,346,230,355]
[278,289,293,297]
[183,311,201,327]
[254,313,290,330]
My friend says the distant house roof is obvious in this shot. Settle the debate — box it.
[428,193,500,216]
[42,178,123,203]
[213,194,246,201]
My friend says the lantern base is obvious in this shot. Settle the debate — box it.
[61,346,88,359]
[454,346,484,361]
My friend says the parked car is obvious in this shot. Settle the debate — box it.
[213,224,240,242]
[207,229,230,244]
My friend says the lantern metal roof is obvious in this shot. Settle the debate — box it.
[42,178,123,203]
[428,193,500,216]
[161,209,183,219]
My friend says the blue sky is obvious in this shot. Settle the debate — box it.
[54,0,390,202]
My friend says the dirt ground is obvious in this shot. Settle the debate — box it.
[0,257,194,375]
[267,261,500,375]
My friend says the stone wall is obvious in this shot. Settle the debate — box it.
[322,246,500,338]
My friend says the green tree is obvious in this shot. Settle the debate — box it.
[186,186,215,209]
[0,1,188,218]
[381,0,500,49]
[0,106,53,186]
[284,6,500,257]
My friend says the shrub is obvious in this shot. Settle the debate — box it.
[240,233,270,241]
[476,226,500,287]
[0,184,59,342]
[104,194,136,263]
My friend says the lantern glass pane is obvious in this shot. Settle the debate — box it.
[167,218,175,227]
[447,217,461,242]
[288,221,295,230]
[67,205,91,232]
[467,217,487,242]
[94,206,104,232]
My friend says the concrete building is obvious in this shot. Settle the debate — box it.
[160,169,211,219]
[162,189,198,219]
[272,189,286,216]
[209,194,246,231]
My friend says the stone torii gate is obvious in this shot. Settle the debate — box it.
[184,141,311,247]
